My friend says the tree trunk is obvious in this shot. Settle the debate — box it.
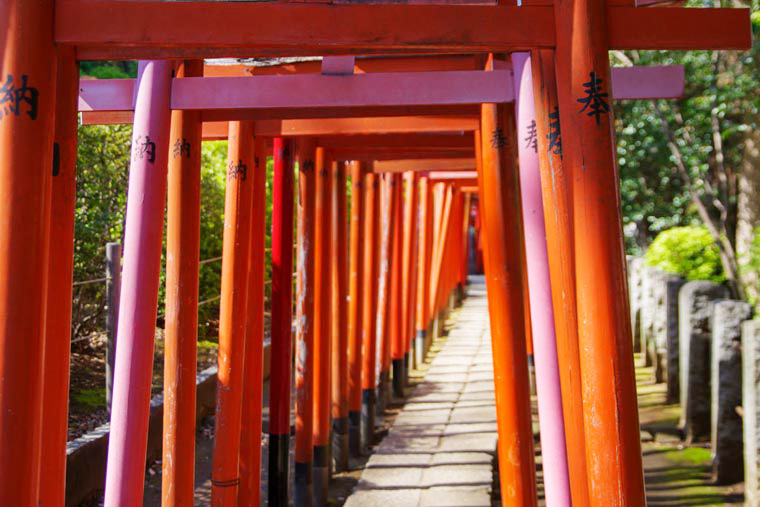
[737,129,760,307]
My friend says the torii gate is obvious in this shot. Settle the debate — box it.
[74,54,689,505]
[0,2,751,507]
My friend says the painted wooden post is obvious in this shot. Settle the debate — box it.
[331,160,350,471]
[347,161,365,458]
[512,51,571,507]
[376,173,395,415]
[211,120,255,506]
[0,0,56,502]
[476,58,537,505]
[401,172,418,382]
[103,60,173,506]
[360,169,379,452]
[313,146,332,507]
[414,176,432,367]
[530,48,591,507]
[162,59,203,507]
[390,173,405,398]
[554,0,646,500]
[294,137,317,507]
[238,137,268,507]
[105,242,121,412]
[38,46,78,507]
[268,137,295,507]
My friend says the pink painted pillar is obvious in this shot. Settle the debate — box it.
[511,52,571,507]
[103,60,174,506]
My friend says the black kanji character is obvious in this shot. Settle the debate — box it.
[227,159,247,181]
[172,138,191,159]
[525,120,538,153]
[546,107,562,158]
[133,135,156,163]
[491,128,507,149]
[577,71,610,125]
[0,74,39,121]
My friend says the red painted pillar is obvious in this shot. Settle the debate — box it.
[553,0,646,498]
[294,138,317,507]
[0,0,56,503]
[376,174,396,414]
[530,48,591,507]
[331,161,350,471]
[360,169,379,452]
[38,46,78,507]
[211,121,255,506]
[313,147,331,506]
[104,61,174,507]
[414,177,432,366]
[162,60,203,507]
[347,161,365,457]
[401,172,418,379]
[390,173,405,398]
[238,137,268,507]
[476,58,537,505]
[268,137,295,507]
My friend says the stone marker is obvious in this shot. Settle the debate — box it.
[710,300,751,484]
[743,320,760,506]
[628,257,644,354]
[641,266,662,369]
[653,274,684,392]
[679,280,729,442]
[665,278,686,404]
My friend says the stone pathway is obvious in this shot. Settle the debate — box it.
[344,279,497,507]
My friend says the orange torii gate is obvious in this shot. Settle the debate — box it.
[0,2,752,507]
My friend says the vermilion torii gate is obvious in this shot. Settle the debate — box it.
[0,2,751,507]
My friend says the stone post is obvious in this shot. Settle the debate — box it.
[628,257,644,354]
[743,320,760,506]
[653,273,684,387]
[664,278,685,404]
[711,300,751,484]
[641,266,661,368]
[678,281,729,442]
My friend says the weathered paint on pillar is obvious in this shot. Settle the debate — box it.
[512,51,571,507]
[414,176,432,366]
[295,137,317,507]
[477,57,537,505]
[104,60,174,506]
[401,172,418,375]
[238,137,268,507]
[162,59,203,507]
[376,173,395,412]
[390,173,405,397]
[347,161,365,457]
[530,48,591,507]
[361,169,379,451]
[554,0,646,497]
[211,120,255,506]
[0,0,56,503]
[39,46,78,507]
[313,146,331,506]
[268,137,295,507]
[331,161,350,471]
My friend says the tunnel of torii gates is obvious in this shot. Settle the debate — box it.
[0,1,752,506]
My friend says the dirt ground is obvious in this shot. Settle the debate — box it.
[68,330,219,440]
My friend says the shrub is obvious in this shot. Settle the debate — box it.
[644,226,725,282]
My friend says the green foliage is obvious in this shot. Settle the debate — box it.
[644,226,725,282]
[79,61,137,79]
[71,388,106,408]
[615,0,760,255]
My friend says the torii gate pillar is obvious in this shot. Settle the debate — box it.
[554,0,646,502]
[0,0,57,504]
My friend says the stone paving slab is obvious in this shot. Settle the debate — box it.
[343,281,497,506]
